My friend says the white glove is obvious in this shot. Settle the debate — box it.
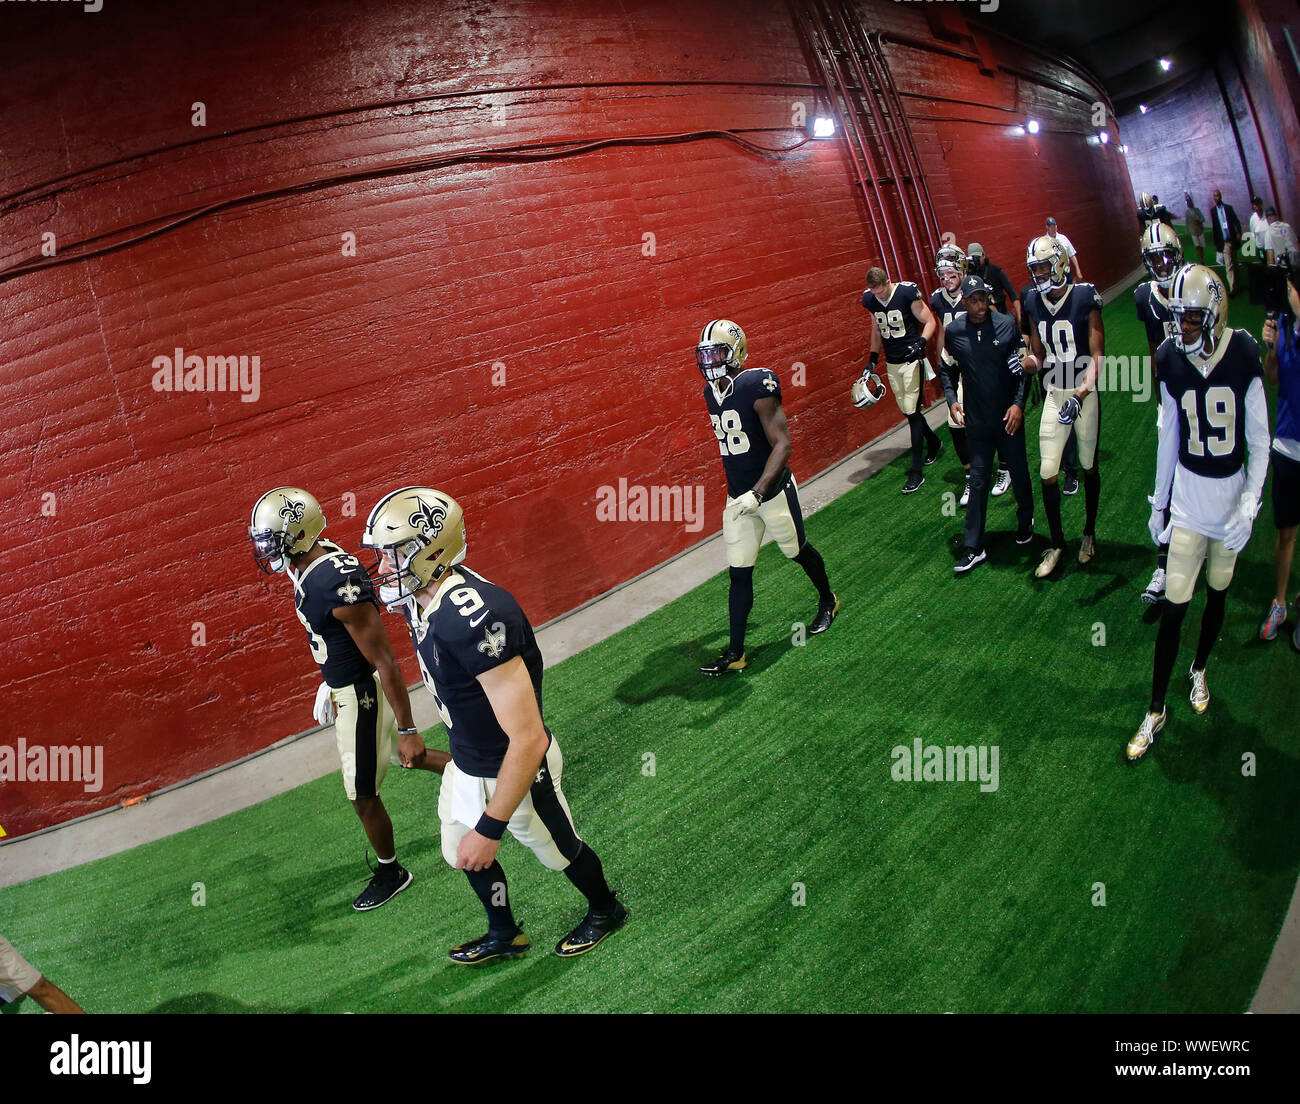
[730,490,763,518]
[1147,496,1171,546]
[313,681,336,726]
[1223,492,1260,553]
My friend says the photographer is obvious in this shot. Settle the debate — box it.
[1264,207,1299,268]
[1259,268,1300,646]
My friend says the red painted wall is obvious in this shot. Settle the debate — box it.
[0,0,1135,837]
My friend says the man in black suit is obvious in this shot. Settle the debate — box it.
[1210,188,1243,296]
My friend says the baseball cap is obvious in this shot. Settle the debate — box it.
[960,275,990,298]
[967,243,985,257]
[1265,206,1277,219]
[1045,216,1058,227]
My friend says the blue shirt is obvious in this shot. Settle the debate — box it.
[1275,319,1300,452]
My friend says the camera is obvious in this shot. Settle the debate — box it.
[1250,260,1293,320]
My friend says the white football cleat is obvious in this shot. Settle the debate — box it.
[991,469,1011,497]
[1141,567,1166,605]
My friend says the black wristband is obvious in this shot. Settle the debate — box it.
[475,813,507,841]
[869,351,880,368]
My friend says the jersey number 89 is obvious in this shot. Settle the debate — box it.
[710,410,750,456]
[874,310,907,338]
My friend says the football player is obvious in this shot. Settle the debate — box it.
[1135,221,1185,604]
[1127,266,1271,761]
[697,319,838,674]
[1020,236,1105,578]
[248,486,446,912]
[361,487,627,963]
[930,245,974,505]
[861,267,942,493]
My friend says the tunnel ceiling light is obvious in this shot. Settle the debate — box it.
[1026,119,1040,134]
[1099,130,1110,144]
[1159,57,1172,71]
[1120,143,1130,153]
[1139,104,1149,114]
[812,116,836,138]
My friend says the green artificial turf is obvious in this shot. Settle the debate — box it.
[4,248,1298,1013]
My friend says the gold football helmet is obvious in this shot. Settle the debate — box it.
[1026,235,1070,294]
[1167,264,1228,357]
[935,243,968,282]
[249,487,325,574]
[696,319,748,383]
[1140,221,1183,290]
[360,486,467,601]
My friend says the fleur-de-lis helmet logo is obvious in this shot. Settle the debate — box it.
[409,496,447,538]
[278,496,306,525]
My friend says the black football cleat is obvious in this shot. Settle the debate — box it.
[924,438,943,466]
[1062,470,1079,496]
[809,594,840,635]
[700,649,747,675]
[352,859,413,911]
[448,929,531,965]
[902,471,925,494]
[1016,519,1035,545]
[953,548,986,576]
[555,897,629,958]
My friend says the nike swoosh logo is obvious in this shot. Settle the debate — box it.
[469,611,488,627]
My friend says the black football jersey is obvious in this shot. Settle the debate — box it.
[1022,282,1102,391]
[291,539,377,688]
[1156,329,1265,478]
[404,566,547,778]
[1018,284,1035,335]
[1134,281,1178,351]
[863,281,925,363]
[703,367,790,498]
[929,287,965,330]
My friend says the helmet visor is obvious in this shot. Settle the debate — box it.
[1145,247,1180,283]
[249,527,286,574]
[696,343,732,381]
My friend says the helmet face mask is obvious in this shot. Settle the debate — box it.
[695,343,733,382]
[851,371,886,409]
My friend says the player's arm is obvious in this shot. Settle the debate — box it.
[1243,376,1272,504]
[26,975,84,1014]
[939,329,961,413]
[333,601,424,765]
[1078,308,1104,398]
[911,297,937,345]
[751,395,792,499]
[1152,380,1179,510]
[1262,317,1280,384]
[455,656,551,872]
[1023,318,1045,374]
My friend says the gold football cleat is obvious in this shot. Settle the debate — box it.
[1035,546,1063,578]
[1189,667,1210,714]
[1126,709,1166,761]
[1078,534,1096,564]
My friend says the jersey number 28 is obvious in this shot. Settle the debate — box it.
[710,410,751,456]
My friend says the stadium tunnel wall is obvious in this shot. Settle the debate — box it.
[1118,0,1300,238]
[0,0,1136,837]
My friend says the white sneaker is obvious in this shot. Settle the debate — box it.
[959,476,971,508]
[1141,567,1166,605]
[991,469,1011,497]
[1126,709,1166,761]
[1189,666,1209,714]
